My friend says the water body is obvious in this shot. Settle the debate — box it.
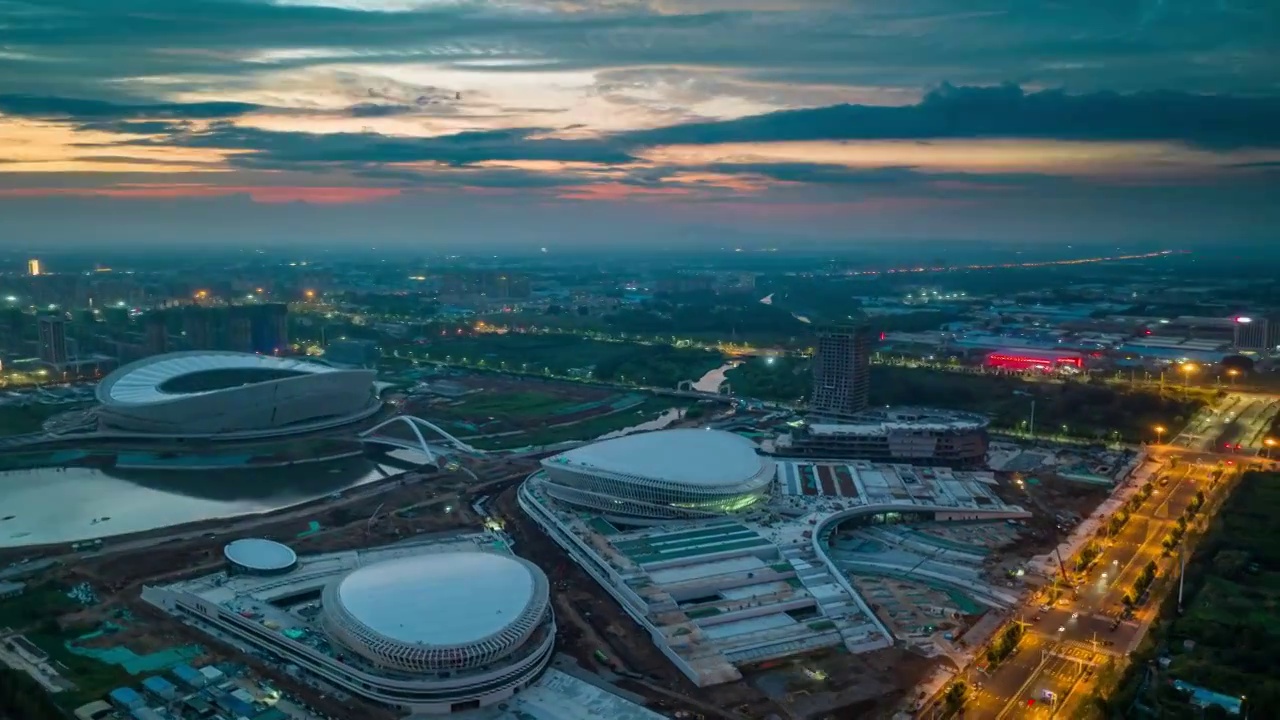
[596,408,685,441]
[692,361,742,394]
[0,453,407,549]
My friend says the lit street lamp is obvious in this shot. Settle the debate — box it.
[1265,438,1276,459]
[1154,425,1166,445]
[1226,368,1240,386]
[1180,362,1198,388]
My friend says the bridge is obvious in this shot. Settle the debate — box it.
[358,415,486,465]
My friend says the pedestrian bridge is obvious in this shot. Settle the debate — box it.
[358,415,485,465]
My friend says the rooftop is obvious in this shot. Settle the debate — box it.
[223,538,297,572]
[547,428,770,488]
[335,552,537,647]
[99,351,343,405]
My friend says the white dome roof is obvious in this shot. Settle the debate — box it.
[98,351,339,406]
[548,428,769,489]
[223,538,297,572]
[333,552,540,648]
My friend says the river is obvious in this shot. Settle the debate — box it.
[0,454,407,549]
[691,361,741,394]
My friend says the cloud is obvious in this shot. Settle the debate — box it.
[624,84,1280,149]
[0,94,259,120]
[177,125,637,168]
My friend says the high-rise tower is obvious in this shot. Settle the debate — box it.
[809,324,870,421]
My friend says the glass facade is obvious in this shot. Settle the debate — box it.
[536,457,773,520]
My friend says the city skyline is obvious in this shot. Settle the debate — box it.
[1,0,1278,248]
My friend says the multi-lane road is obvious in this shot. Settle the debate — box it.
[962,450,1233,717]
[1171,392,1279,455]
[952,397,1259,717]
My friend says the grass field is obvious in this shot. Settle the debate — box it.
[470,398,686,450]
[431,391,577,418]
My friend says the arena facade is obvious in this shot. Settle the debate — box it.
[95,351,380,438]
[534,428,774,521]
[142,533,555,715]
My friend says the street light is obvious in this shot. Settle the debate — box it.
[1154,425,1166,445]
[1226,368,1240,386]
[1265,438,1276,459]
[1180,362,1198,388]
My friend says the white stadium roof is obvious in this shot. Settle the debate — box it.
[335,552,537,647]
[549,428,767,488]
[223,538,297,572]
[99,351,338,405]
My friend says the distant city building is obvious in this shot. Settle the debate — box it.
[38,315,69,367]
[1232,315,1275,352]
[809,324,870,421]
[144,313,169,355]
[323,338,380,368]
[775,408,990,468]
[27,258,40,276]
[174,304,289,354]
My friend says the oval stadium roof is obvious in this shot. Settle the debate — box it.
[223,538,297,572]
[335,552,538,648]
[549,428,768,488]
[98,351,339,406]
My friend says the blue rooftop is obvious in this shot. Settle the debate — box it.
[109,687,144,707]
[142,675,176,693]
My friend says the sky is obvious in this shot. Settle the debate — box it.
[1,0,1278,250]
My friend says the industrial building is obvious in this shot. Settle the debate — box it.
[95,350,381,438]
[143,533,556,715]
[774,408,990,467]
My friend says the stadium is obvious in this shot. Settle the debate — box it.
[533,428,774,521]
[95,351,381,438]
[143,535,556,714]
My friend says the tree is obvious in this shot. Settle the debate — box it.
[1221,355,1255,374]
[1212,549,1249,580]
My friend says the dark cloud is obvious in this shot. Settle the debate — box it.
[74,120,194,135]
[703,163,1067,188]
[1,0,1276,106]
[146,124,636,168]
[0,94,259,120]
[347,104,419,118]
[625,84,1280,149]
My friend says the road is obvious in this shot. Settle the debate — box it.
[963,456,1224,718]
[1170,392,1278,455]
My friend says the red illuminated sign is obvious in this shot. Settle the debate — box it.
[985,353,1083,371]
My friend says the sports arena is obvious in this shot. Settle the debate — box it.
[534,428,774,521]
[143,535,555,714]
[95,351,380,438]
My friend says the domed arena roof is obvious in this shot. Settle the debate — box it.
[223,538,298,574]
[322,551,550,673]
[548,428,771,489]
